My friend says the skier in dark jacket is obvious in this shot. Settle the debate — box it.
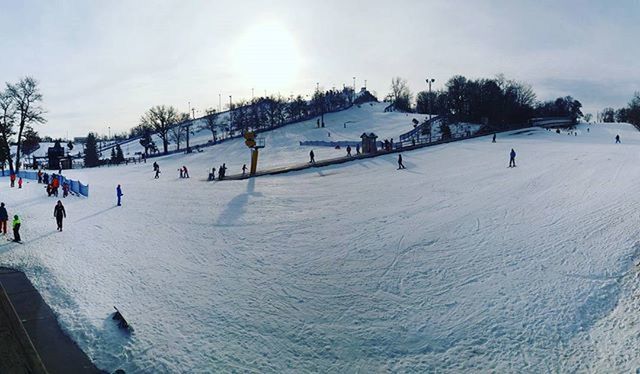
[0,202,8,235]
[509,148,517,167]
[54,200,66,231]
[397,154,406,169]
[615,134,621,143]
[492,133,496,143]
[309,150,315,164]
[116,184,123,206]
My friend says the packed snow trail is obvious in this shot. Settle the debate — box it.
[2,122,640,372]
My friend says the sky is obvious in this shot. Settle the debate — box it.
[0,0,639,138]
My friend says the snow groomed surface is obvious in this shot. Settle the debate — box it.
[1,102,640,372]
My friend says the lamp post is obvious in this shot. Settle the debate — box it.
[316,82,319,92]
[108,126,111,140]
[426,78,435,121]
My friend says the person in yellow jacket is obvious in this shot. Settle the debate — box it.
[12,215,21,242]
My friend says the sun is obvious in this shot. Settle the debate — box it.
[230,21,301,93]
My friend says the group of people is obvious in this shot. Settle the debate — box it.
[9,173,23,189]
[344,144,361,157]
[179,165,190,178]
[38,171,69,197]
[0,202,21,242]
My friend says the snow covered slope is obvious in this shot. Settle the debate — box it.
[1,121,640,372]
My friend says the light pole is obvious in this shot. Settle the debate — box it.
[426,78,435,121]
[353,76,356,91]
[364,79,367,90]
[316,82,319,92]
[252,88,254,99]
[219,94,222,112]
[108,126,111,140]
[229,95,233,136]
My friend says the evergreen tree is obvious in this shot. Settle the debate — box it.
[84,132,100,167]
[110,147,117,163]
[115,144,125,163]
[67,140,74,150]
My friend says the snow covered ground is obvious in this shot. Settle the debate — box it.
[1,117,640,372]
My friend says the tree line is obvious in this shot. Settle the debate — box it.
[126,86,360,156]
[387,75,583,131]
[600,93,640,126]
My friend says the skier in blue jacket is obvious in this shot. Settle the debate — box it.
[116,184,123,206]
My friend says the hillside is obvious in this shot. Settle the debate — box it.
[1,120,639,372]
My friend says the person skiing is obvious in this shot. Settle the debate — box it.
[309,150,315,164]
[179,167,184,178]
[397,154,406,169]
[492,133,496,143]
[10,173,15,188]
[183,166,189,178]
[209,167,216,181]
[12,215,20,242]
[509,148,517,167]
[346,145,352,156]
[0,202,8,235]
[18,177,22,189]
[153,161,159,172]
[242,164,247,176]
[219,163,227,180]
[154,166,161,179]
[54,200,66,231]
[116,184,123,206]
[615,134,621,143]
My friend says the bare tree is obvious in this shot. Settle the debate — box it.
[0,91,16,172]
[200,108,220,142]
[140,105,180,154]
[170,113,189,151]
[389,77,412,112]
[5,77,46,172]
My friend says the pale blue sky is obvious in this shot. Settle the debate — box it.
[1,0,638,137]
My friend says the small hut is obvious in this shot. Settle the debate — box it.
[360,132,378,154]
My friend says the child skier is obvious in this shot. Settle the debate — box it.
[18,177,22,189]
[12,215,20,242]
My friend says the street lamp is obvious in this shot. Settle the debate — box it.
[108,126,111,140]
[426,78,435,120]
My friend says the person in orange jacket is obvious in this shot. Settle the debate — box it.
[9,173,15,188]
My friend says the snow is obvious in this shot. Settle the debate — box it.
[1,105,640,372]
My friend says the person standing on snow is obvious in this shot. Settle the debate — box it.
[54,200,66,231]
[492,133,496,143]
[116,184,123,206]
[309,150,315,164]
[154,166,161,179]
[183,166,189,178]
[10,173,15,188]
[346,145,352,157]
[397,154,406,169]
[615,134,621,143]
[18,177,22,189]
[509,148,517,167]
[0,202,8,235]
[12,215,21,242]
[242,164,247,176]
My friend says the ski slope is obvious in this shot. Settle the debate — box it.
[2,120,640,372]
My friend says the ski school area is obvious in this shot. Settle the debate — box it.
[2,101,640,372]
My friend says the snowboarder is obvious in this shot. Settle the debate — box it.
[18,177,22,189]
[615,134,621,143]
[154,167,161,179]
[183,166,189,178]
[509,148,517,167]
[153,161,159,172]
[492,133,496,143]
[54,200,66,231]
[0,202,8,235]
[116,184,123,206]
[10,173,15,187]
[346,145,352,156]
[309,150,315,164]
[397,154,406,169]
[12,215,20,242]
[242,164,247,176]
